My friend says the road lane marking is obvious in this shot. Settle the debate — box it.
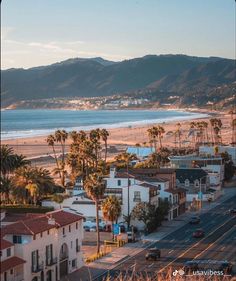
[148,263,154,268]
[170,239,175,242]
[221,246,225,250]
[158,217,235,273]
[168,250,174,254]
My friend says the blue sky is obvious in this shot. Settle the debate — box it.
[1,0,235,69]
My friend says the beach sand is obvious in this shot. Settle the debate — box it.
[1,111,233,171]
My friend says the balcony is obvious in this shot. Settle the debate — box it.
[46,257,58,266]
[31,262,44,273]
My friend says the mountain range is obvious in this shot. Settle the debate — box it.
[1,54,235,108]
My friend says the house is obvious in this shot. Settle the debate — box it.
[105,167,186,226]
[0,237,25,281]
[1,210,84,281]
[169,154,225,184]
[175,168,221,202]
[199,145,236,166]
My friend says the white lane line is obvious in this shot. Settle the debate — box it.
[221,246,225,250]
[185,239,190,242]
[159,217,234,273]
[168,250,174,254]
[170,239,175,242]
[148,263,154,268]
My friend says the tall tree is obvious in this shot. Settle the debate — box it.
[100,129,109,164]
[84,173,106,254]
[101,195,121,238]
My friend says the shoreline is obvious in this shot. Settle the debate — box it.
[1,109,211,141]
[2,111,230,161]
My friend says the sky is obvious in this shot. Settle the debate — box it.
[1,0,235,69]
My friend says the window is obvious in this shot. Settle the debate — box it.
[76,222,78,229]
[10,269,13,275]
[31,250,39,271]
[133,191,141,202]
[40,232,43,238]
[71,259,77,268]
[194,180,199,187]
[76,238,80,252]
[13,235,22,244]
[71,241,73,249]
[117,180,121,186]
[63,228,65,235]
[69,225,71,232]
[6,248,11,257]
[185,179,190,187]
[46,244,53,265]
[47,230,50,235]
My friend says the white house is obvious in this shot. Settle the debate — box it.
[1,210,84,281]
[0,238,25,281]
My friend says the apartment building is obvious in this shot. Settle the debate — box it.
[0,210,84,281]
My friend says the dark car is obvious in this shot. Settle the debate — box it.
[83,226,90,232]
[227,209,236,215]
[145,248,161,261]
[189,216,201,224]
[192,229,205,238]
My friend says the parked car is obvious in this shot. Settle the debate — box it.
[145,248,161,261]
[83,225,90,232]
[189,216,201,224]
[192,229,205,238]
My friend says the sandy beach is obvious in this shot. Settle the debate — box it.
[2,111,233,171]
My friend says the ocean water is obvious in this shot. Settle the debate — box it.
[1,109,208,140]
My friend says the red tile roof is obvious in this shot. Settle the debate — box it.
[2,210,83,236]
[0,256,26,273]
[47,210,83,227]
[0,239,13,250]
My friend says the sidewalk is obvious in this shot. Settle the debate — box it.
[64,187,236,281]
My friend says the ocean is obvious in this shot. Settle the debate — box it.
[1,109,208,140]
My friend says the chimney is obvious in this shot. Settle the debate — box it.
[48,215,56,225]
[110,165,116,178]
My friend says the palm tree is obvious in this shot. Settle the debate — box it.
[84,173,106,254]
[115,152,136,228]
[55,130,68,187]
[176,123,182,150]
[0,145,29,203]
[90,129,101,170]
[147,127,158,152]
[46,134,61,179]
[156,125,165,149]
[100,129,109,164]
[12,166,55,204]
[101,195,121,239]
[25,181,39,205]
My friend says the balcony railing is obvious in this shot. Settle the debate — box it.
[31,262,43,273]
[60,252,68,261]
[46,257,58,266]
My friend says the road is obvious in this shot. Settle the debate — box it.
[94,195,236,280]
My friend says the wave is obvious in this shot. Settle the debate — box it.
[1,112,209,140]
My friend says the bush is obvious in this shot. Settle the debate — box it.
[0,205,54,213]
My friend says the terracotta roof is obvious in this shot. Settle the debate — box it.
[2,210,83,236]
[139,182,161,189]
[0,256,26,273]
[158,168,176,173]
[1,213,44,223]
[165,189,179,194]
[46,210,83,227]
[0,239,13,250]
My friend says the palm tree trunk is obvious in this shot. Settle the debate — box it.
[95,200,100,254]
[52,145,62,179]
[104,141,107,164]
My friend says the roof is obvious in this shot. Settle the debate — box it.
[0,239,13,250]
[126,146,155,158]
[0,256,26,273]
[139,182,161,189]
[47,210,83,227]
[2,210,83,236]
[165,189,179,194]
[1,213,43,223]
[176,168,208,183]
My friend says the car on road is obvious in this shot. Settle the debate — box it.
[227,208,236,215]
[192,228,205,238]
[189,216,201,224]
[145,248,161,261]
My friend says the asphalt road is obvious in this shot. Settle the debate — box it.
[94,195,236,280]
